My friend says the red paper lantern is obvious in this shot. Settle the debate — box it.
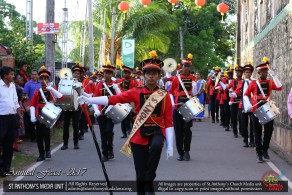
[168,0,179,6]
[195,0,206,8]
[118,1,130,12]
[140,0,151,6]
[217,2,229,21]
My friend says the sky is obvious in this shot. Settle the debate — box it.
[5,0,87,23]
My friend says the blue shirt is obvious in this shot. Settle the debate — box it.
[23,80,41,100]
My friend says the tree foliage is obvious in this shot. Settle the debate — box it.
[66,0,236,77]
[0,0,62,74]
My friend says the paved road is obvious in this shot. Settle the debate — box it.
[1,114,292,195]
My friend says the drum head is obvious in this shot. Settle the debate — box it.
[73,90,79,110]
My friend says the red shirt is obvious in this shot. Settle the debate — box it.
[30,88,62,117]
[244,79,282,112]
[108,86,173,145]
[169,74,196,110]
[117,78,138,91]
[228,78,243,104]
[81,77,92,94]
[94,80,118,114]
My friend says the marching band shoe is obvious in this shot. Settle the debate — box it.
[198,119,202,122]
[263,151,270,161]
[249,142,255,147]
[108,151,114,159]
[102,155,109,162]
[212,120,215,123]
[120,134,127,139]
[45,151,51,158]
[74,144,80,150]
[243,142,249,148]
[184,152,190,161]
[225,127,230,131]
[61,144,68,150]
[256,154,264,163]
[177,155,184,161]
[36,155,45,162]
[233,134,238,138]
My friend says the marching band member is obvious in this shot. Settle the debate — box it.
[244,57,282,163]
[78,62,92,140]
[233,62,255,147]
[193,72,206,121]
[224,67,234,131]
[60,64,84,150]
[169,53,197,161]
[78,50,173,194]
[92,61,121,162]
[30,66,63,161]
[218,72,228,127]
[228,65,243,138]
[207,66,220,123]
[118,65,138,138]
[135,67,143,86]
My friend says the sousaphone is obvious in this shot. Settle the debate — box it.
[163,58,177,73]
[59,68,73,79]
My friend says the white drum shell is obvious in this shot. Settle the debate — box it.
[57,78,79,111]
[178,97,204,122]
[105,103,131,124]
[254,101,280,125]
[38,102,62,128]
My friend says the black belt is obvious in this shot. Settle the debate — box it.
[0,114,16,117]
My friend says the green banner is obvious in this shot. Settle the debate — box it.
[122,38,135,68]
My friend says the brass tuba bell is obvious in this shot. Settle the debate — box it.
[162,58,177,73]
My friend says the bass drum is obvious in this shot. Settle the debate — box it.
[57,78,79,111]
[38,102,62,129]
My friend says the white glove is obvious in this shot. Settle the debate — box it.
[92,104,101,118]
[243,96,253,112]
[77,95,90,105]
[215,86,220,90]
[82,91,93,98]
[268,70,276,77]
[77,95,109,105]
[229,92,237,98]
[46,86,63,98]
[166,127,174,160]
[112,83,121,94]
[72,82,82,89]
[219,81,226,90]
[30,107,37,123]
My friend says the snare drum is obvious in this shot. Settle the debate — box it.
[105,103,132,123]
[38,102,62,128]
[178,97,204,122]
[253,101,280,125]
[57,78,79,111]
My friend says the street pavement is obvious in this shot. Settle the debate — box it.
[1,113,292,195]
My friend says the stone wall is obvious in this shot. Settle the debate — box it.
[240,1,292,159]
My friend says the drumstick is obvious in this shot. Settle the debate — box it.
[44,80,57,103]
[252,100,264,108]
[229,101,240,105]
